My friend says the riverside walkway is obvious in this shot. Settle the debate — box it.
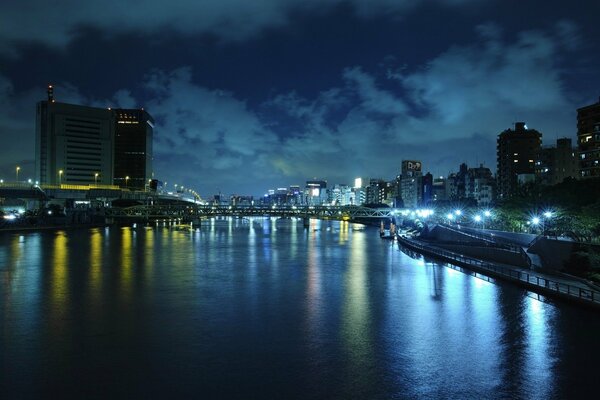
[397,234,600,309]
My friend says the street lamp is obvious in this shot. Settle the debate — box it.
[16,166,20,182]
[530,216,540,233]
[95,173,99,185]
[58,169,63,185]
[125,176,130,188]
[541,211,553,235]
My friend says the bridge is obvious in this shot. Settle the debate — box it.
[0,181,198,205]
[105,204,402,224]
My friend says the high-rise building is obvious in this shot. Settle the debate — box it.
[577,97,600,178]
[113,109,154,189]
[35,86,114,185]
[497,122,542,199]
[535,138,578,185]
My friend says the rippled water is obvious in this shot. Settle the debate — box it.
[1,218,599,399]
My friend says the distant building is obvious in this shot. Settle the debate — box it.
[331,184,353,206]
[305,179,327,205]
[113,109,154,189]
[466,164,494,206]
[577,97,600,178]
[399,160,423,208]
[422,173,433,205]
[432,176,447,202]
[445,163,494,206]
[366,178,387,204]
[497,122,542,199]
[35,86,114,185]
[535,138,578,185]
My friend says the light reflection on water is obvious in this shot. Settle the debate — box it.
[0,219,599,399]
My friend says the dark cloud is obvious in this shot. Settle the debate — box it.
[0,12,592,197]
[0,0,488,55]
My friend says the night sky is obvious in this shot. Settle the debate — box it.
[1,0,599,197]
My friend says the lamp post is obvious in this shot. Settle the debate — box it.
[16,166,20,182]
[58,169,63,185]
[125,176,130,188]
[94,173,99,185]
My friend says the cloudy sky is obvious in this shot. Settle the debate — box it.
[0,0,598,196]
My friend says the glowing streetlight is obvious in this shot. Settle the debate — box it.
[16,166,20,182]
[58,169,63,185]
[484,210,491,217]
[474,215,482,223]
[95,172,99,185]
[125,176,130,188]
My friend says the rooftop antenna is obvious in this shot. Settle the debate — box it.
[47,84,55,102]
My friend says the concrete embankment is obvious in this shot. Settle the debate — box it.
[397,234,600,309]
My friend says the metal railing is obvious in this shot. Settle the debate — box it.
[397,235,600,306]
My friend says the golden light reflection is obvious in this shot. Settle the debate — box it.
[50,231,68,323]
[120,227,132,296]
[338,221,349,243]
[89,228,102,299]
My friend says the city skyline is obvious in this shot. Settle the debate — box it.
[1,0,599,196]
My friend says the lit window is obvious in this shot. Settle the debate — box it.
[513,160,518,163]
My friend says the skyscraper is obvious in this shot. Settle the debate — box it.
[35,86,114,185]
[496,122,542,199]
[577,97,600,178]
[113,109,154,189]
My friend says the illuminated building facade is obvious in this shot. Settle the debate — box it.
[496,122,542,199]
[113,109,154,189]
[577,98,600,178]
[35,87,114,185]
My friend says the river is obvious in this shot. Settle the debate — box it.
[1,218,599,399]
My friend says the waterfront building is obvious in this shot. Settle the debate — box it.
[577,97,600,178]
[535,138,578,185]
[497,122,542,199]
[35,86,114,185]
[113,109,154,189]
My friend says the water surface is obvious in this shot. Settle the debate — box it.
[1,218,598,398]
